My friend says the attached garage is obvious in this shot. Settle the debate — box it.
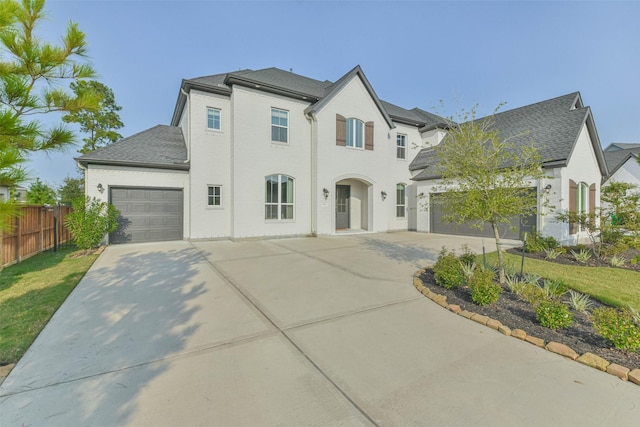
[429,192,536,240]
[110,187,184,244]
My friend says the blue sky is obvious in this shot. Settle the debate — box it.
[28,0,640,187]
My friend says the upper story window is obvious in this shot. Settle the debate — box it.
[207,185,221,207]
[265,174,294,220]
[271,108,288,143]
[207,108,221,130]
[396,183,406,218]
[346,118,364,149]
[397,134,407,159]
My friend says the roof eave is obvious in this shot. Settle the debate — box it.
[304,65,395,129]
[171,79,233,126]
[75,158,190,171]
[225,74,320,103]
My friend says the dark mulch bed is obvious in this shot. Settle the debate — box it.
[506,246,640,272]
[419,269,640,371]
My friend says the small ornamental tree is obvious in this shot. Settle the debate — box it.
[601,181,640,242]
[434,105,547,284]
[65,196,119,250]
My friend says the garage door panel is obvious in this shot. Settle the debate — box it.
[430,192,535,240]
[110,187,183,244]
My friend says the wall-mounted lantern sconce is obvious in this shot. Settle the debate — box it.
[322,188,329,200]
[381,191,387,201]
[544,184,552,194]
[97,183,104,193]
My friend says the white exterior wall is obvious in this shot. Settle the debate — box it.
[84,164,190,242]
[606,157,640,188]
[185,90,232,239]
[230,86,313,238]
[314,77,417,235]
[556,124,602,245]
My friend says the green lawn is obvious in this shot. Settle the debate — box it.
[0,247,98,365]
[484,251,640,310]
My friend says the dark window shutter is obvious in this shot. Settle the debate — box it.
[336,114,346,146]
[589,183,596,215]
[365,121,374,150]
[569,179,577,234]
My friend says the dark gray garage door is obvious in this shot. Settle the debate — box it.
[110,187,183,244]
[430,191,536,240]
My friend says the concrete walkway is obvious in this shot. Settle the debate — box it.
[1,232,639,426]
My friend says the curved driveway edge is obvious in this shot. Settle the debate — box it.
[1,233,639,426]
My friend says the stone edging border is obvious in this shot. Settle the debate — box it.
[413,268,640,387]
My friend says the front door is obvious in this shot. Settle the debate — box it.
[336,185,350,229]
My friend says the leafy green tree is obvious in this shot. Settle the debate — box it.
[601,181,640,241]
[63,80,123,154]
[0,0,96,231]
[65,196,119,250]
[57,176,84,204]
[434,105,547,283]
[25,177,55,204]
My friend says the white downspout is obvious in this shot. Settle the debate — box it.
[181,88,191,239]
[306,112,318,236]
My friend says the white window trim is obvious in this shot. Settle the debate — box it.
[265,174,295,221]
[396,134,407,160]
[207,184,222,208]
[576,182,588,232]
[396,183,406,218]
[206,107,222,131]
[346,118,365,150]
[271,108,289,144]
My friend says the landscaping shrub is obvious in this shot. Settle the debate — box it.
[517,282,547,307]
[535,298,573,330]
[468,269,501,305]
[433,248,465,289]
[65,196,120,250]
[458,244,476,267]
[566,290,593,314]
[525,231,559,253]
[539,278,568,299]
[591,307,640,352]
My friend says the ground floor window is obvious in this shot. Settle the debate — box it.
[265,174,294,220]
[207,185,221,206]
[396,183,406,217]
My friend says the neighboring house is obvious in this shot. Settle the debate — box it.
[409,92,608,246]
[0,186,27,202]
[76,67,607,246]
[602,143,640,188]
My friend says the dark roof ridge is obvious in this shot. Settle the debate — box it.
[490,91,581,119]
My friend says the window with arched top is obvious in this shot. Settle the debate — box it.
[265,174,294,220]
[396,183,406,218]
[569,180,595,234]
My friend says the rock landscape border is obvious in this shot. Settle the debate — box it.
[413,268,640,386]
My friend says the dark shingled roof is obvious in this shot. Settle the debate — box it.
[174,67,445,128]
[605,142,640,152]
[76,125,188,170]
[410,92,607,180]
[604,147,640,178]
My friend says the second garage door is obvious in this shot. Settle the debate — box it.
[430,191,536,240]
[110,187,184,244]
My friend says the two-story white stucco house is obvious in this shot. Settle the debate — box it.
[77,67,608,245]
[77,66,446,243]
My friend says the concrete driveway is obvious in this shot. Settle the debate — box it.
[1,232,639,426]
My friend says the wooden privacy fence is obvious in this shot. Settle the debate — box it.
[1,205,73,268]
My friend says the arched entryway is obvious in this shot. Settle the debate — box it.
[334,177,373,232]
